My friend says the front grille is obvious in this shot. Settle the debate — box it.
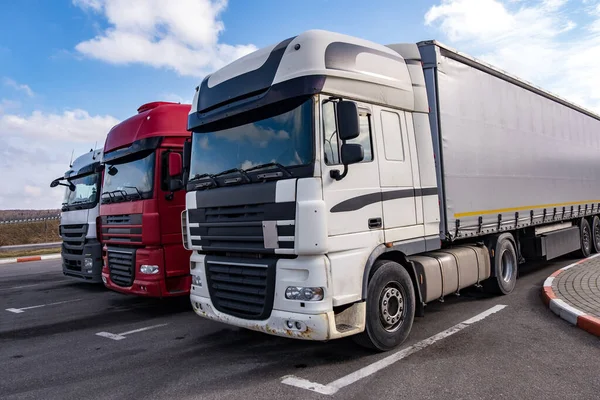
[101,214,143,244]
[188,202,295,253]
[107,247,136,287]
[64,258,81,272]
[104,214,132,225]
[60,224,87,256]
[205,256,276,320]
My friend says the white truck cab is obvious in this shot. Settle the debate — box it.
[51,149,104,283]
[183,30,600,351]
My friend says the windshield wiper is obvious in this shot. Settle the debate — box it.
[244,162,293,178]
[101,191,114,203]
[122,186,142,200]
[213,168,251,184]
[101,190,127,203]
[188,173,218,188]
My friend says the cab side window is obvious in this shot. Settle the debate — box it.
[323,100,373,165]
[161,150,183,191]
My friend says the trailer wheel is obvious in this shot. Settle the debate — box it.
[484,234,518,295]
[353,260,415,352]
[576,218,592,258]
[590,216,600,254]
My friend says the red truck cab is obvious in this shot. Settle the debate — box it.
[100,101,191,297]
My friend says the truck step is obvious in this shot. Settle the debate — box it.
[336,323,357,333]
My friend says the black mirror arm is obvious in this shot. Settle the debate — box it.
[330,166,348,181]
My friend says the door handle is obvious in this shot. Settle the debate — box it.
[368,218,382,229]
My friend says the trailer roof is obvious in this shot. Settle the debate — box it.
[417,40,600,122]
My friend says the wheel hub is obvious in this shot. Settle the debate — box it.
[379,285,404,332]
[501,249,515,283]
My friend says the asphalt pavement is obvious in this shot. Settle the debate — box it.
[1,257,598,400]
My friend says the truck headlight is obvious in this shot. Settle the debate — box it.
[285,286,324,301]
[140,265,160,274]
[84,258,93,269]
[192,275,202,287]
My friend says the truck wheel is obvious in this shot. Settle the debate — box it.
[483,234,518,295]
[589,216,600,254]
[353,260,415,352]
[576,218,592,258]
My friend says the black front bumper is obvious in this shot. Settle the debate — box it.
[62,239,103,283]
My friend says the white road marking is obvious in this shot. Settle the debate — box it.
[96,323,169,341]
[96,332,127,341]
[0,283,43,291]
[5,298,82,314]
[281,304,508,395]
[0,279,71,292]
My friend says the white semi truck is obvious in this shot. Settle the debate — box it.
[51,149,104,283]
[182,30,600,351]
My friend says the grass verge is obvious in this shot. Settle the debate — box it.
[0,220,61,246]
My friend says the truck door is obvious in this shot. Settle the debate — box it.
[373,107,422,242]
[321,98,383,240]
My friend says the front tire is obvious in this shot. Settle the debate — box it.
[353,260,416,352]
[483,233,518,295]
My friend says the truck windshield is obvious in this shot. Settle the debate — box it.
[62,173,100,210]
[101,151,155,204]
[189,97,313,183]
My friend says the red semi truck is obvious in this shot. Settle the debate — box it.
[100,101,192,297]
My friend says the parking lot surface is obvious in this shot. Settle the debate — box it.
[1,258,599,400]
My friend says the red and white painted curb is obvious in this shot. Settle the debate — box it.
[542,254,600,337]
[0,253,61,265]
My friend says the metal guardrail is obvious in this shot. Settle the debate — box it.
[0,242,62,253]
[0,215,61,224]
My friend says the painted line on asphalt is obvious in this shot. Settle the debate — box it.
[5,298,82,314]
[96,323,169,341]
[281,304,508,395]
[0,283,43,291]
[0,279,71,292]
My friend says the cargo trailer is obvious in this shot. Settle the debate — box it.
[182,30,600,351]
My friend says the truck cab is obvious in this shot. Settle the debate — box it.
[100,101,192,297]
[51,149,104,282]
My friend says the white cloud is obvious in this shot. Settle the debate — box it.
[3,77,34,97]
[24,185,42,197]
[161,93,192,105]
[0,109,119,143]
[425,0,600,113]
[0,108,119,209]
[0,99,20,114]
[73,0,257,77]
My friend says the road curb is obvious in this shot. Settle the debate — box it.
[0,253,61,265]
[541,254,600,337]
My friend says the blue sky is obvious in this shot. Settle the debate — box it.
[1,0,599,209]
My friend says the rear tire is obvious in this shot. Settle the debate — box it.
[576,218,592,258]
[483,234,518,295]
[353,260,415,352]
[589,216,600,254]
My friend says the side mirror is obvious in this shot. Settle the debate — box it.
[50,178,60,188]
[169,179,183,192]
[341,143,364,165]
[337,101,360,141]
[68,182,76,191]
[169,152,182,177]
[108,165,118,176]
